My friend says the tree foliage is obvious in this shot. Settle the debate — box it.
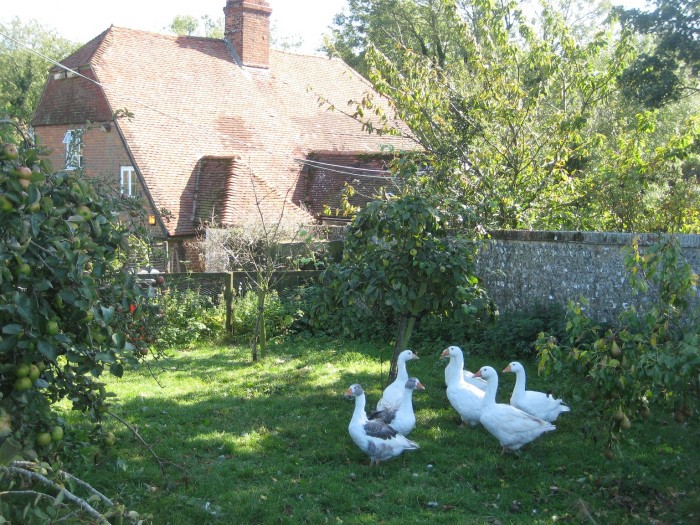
[581,111,700,231]
[327,0,465,77]
[168,15,199,36]
[537,235,700,455]
[317,193,495,381]
[329,0,700,233]
[167,15,224,38]
[0,19,77,130]
[0,133,156,464]
[616,0,700,108]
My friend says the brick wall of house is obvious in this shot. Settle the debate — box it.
[303,153,394,217]
[34,125,73,175]
[83,123,132,186]
[35,123,129,185]
[34,123,158,202]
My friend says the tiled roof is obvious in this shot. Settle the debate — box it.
[33,26,417,237]
[195,156,233,224]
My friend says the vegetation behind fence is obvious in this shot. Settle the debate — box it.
[159,271,321,333]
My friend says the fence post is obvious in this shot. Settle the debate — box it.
[225,272,233,333]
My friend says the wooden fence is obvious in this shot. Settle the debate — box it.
[158,271,321,333]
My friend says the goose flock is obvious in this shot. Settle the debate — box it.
[345,346,569,464]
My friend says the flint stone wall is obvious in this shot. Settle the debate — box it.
[475,231,700,323]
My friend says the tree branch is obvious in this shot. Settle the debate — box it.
[107,410,182,475]
[4,464,110,524]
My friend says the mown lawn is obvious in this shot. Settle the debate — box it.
[59,337,699,524]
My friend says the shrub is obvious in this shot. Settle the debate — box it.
[467,304,566,358]
[299,283,395,341]
[155,288,225,349]
[409,313,486,350]
[537,235,700,453]
[230,289,298,342]
[402,304,566,359]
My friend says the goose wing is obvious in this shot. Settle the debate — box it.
[363,420,398,440]
[368,408,397,425]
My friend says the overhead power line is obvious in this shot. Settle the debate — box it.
[293,158,398,180]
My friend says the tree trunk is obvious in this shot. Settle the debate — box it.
[257,288,267,358]
[251,312,259,362]
[387,314,417,384]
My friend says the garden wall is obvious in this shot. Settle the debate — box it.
[475,231,700,323]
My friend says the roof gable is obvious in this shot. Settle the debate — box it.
[32,68,112,126]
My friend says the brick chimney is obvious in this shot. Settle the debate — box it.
[224,0,272,69]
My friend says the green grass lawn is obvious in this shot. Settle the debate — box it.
[59,337,699,524]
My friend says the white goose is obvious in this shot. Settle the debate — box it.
[376,349,419,411]
[443,345,487,391]
[473,366,556,452]
[503,361,570,422]
[440,346,485,427]
[369,377,424,436]
[345,384,420,466]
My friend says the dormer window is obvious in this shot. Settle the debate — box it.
[63,129,83,170]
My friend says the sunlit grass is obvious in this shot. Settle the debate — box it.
[57,337,700,524]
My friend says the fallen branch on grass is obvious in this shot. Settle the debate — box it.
[108,410,184,475]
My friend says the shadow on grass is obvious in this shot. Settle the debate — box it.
[62,338,700,525]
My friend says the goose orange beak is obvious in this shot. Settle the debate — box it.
[416,381,426,391]
[440,349,449,359]
[503,364,512,373]
[473,369,483,378]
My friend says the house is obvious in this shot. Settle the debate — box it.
[31,0,415,271]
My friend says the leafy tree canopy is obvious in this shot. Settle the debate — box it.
[326,0,468,77]
[0,132,159,465]
[329,0,700,233]
[168,15,199,36]
[167,15,224,38]
[616,0,700,108]
[0,19,77,130]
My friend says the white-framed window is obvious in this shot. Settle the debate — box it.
[62,129,83,170]
[120,166,137,196]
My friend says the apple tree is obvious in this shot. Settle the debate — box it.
[0,134,156,462]
[318,193,496,383]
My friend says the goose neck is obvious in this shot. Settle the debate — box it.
[396,358,410,381]
[483,375,499,406]
[445,357,464,384]
[400,389,415,408]
[513,369,527,395]
[352,394,368,424]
